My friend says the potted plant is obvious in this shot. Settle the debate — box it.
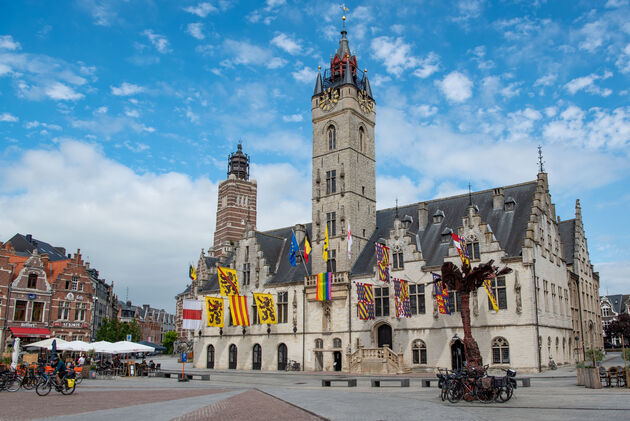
[584,349,604,389]
[576,361,585,386]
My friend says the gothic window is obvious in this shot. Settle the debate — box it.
[229,344,237,369]
[488,276,507,310]
[412,339,427,364]
[58,301,70,320]
[409,284,425,315]
[333,338,342,348]
[243,263,251,286]
[277,291,288,324]
[328,126,336,150]
[327,249,337,273]
[75,303,87,321]
[449,291,462,313]
[326,170,337,194]
[544,280,549,311]
[392,250,404,269]
[14,300,27,321]
[251,301,259,325]
[492,337,510,364]
[31,302,44,322]
[315,338,323,349]
[375,287,389,317]
[28,273,37,289]
[326,212,337,236]
[359,127,364,152]
[465,242,480,260]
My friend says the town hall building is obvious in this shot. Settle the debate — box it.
[177,26,602,374]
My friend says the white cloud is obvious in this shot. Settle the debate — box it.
[267,57,287,69]
[371,36,416,76]
[125,109,140,118]
[183,2,217,17]
[282,114,303,122]
[376,175,433,206]
[412,105,438,118]
[615,44,630,73]
[271,33,302,55]
[437,71,473,102]
[0,35,21,50]
[71,114,157,138]
[292,66,316,84]
[221,39,284,69]
[596,260,630,295]
[44,82,84,100]
[142,30,171,54]
[412,52,440,79]
[96,106,108,114]
[565,72,613,96]
[452,0,484,22]
[534,73,557,87]
[111,82,145,96]
[0,113,18,122]
[186,23,205,40]
[578,20,609,53]
[77,0,117,26]
[0,140,218,310]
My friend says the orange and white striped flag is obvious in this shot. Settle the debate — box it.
[229,295,250,326]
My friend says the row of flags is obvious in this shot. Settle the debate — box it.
[290,223,353,267]
[183,292,278,329]
[356,282,375,320]
[393,278,411,318]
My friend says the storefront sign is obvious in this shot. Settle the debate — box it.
[28,293,36,300]
[20,322,36,327]
[62,322,82,328]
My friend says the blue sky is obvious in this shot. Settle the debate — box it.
[0,0,629,311]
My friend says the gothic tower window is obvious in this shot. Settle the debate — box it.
[326,170,337,194]
[243,263,251,285]
[412,339,427,364]
[492,337,510,364]
[327,249,337,273]
[328,125,336,150]
[465,241,480,260]
[359,127,364,152]
[326,212,337,236]
[392,248,404,269]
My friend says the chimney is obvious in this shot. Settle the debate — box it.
[493,188,504,210]
[294,224,306,245]
[417,202,428,229]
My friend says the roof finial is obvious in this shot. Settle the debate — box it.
[537,145,545,173]
[395,198,399,218]
[468,182,472,206]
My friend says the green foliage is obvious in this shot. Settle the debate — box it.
[585,348,604,366]
[162,331,178,354]
[605,314,630,341]
[576,361,585,368]
[623,348,630,362]
[95,318,142,342]
[1,356,11,364]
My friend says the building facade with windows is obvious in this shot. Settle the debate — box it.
[600,294,629,347]
[183,27,599,374]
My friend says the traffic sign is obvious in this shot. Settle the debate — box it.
[126,334,132,341]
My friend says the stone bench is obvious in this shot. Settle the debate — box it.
[321,378,357,387]
[160,372,210,381]
[421,378,439,387]
[371,378,410,387]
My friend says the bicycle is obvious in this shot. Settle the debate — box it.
[285,360,301,371]
[36,371,76,396]
[446,365,495,403]
[493,368,517,403]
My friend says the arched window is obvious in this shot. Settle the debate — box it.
[555,337,559,356]
[328,125,336,150]
[562,338,566,359]
[333,338,342,348]
[228,344,237,369]
[206,344,214,369]
[359,127,364,152]
[492,337,510,364]
[315,338,323,349]
[252,344,262,370]
[547,337,551,356]
[412,339,427,364]
[277,343,288,370]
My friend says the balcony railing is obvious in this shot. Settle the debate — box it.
[305,271,350,287]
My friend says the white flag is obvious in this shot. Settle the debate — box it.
[182,299,202,330]
[347,222,352,259]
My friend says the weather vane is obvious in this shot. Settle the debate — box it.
[340,3,350,28]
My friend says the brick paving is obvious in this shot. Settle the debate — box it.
[172,389,326,421]
[0,388,228,421]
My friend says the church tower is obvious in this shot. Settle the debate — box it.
[212,144,257,257]
[311,21,376,274]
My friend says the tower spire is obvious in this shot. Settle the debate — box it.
[537,145,545,173]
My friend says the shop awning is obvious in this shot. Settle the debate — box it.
[9,327,52,338]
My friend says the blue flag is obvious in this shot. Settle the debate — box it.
[289,232,299,266]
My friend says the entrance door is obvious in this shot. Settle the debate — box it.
[315,352,323,371]
[451,340,465,371]
[252,344,261,370]
[277,343,287,371]
[229,344,237,369]
[377,324,392,348]
[333,351,342,371]
[206,344,214,369]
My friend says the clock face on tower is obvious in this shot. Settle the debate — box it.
[358,90,375,113]
[319,87,339,112]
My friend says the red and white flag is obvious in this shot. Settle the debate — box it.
[182,299,202,330]
[347,222,352,259]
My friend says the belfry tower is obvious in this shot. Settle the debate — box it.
[311,20,376,274]
[212,144,257,257]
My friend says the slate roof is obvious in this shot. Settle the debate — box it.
[601,294,629,314]
[352,181,537,275]
[558,219,576,265]
[7,233,68,261]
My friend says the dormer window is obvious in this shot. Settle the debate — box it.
[504,197,516,211]
[28,273,37,289]
[433,210,445,224]
[441,228,453,243]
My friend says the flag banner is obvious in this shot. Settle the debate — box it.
[433,273,449,315]
[357,301,375,320]
[189,264,197,281]
[484,278,499,313]
[393,278,411,318]
[182,299,202,330]
[217,266,240,296]
[253,293,278,324]
[316,272,332,301]
[304,232,312,263]
[289,232,299,267]
[442,280,452,315]
[347,222,352,259]
[205,296,224,327]
[229,295,250,326]
[451,233,470,266]
[375,243,390,283]
[356,282,374,303]
[323,224,329,262]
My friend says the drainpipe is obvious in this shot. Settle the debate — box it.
[347,278,352,373]
[2,264,15,353]
[532,258,541,373]
[576,276,586,361]
[302,286,306,371]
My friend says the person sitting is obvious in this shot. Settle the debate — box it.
[52,356,67,389]
[149,360,156,370]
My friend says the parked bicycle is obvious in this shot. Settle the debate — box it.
[438,365,517,404]
[35,370,76,396]
[285,360,301,371]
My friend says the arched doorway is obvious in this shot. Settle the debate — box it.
[206,344,214,369]
[333,351,342,371]
[252,344,262,370]
[451,340,465,371]
[377,324,392,348]
[228,344,237,369]
[277,343,287,370]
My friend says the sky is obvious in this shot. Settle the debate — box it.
[0,0,629,312]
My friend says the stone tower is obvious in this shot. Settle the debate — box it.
[310,24,376,274]
[212,144,257,257]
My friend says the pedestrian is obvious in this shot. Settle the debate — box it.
[78,354,86,366]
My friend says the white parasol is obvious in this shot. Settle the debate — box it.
[10,338,21,370]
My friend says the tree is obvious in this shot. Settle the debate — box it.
[96,318,142,342]
[605,313,630,346]
[163,331,178,354]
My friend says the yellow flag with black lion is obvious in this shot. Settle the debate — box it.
[253,293,277,324]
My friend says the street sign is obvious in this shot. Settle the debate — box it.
[182,352,187,362]
[126,334,132,341]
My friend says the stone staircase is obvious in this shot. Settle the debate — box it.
[346,346,410,374]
